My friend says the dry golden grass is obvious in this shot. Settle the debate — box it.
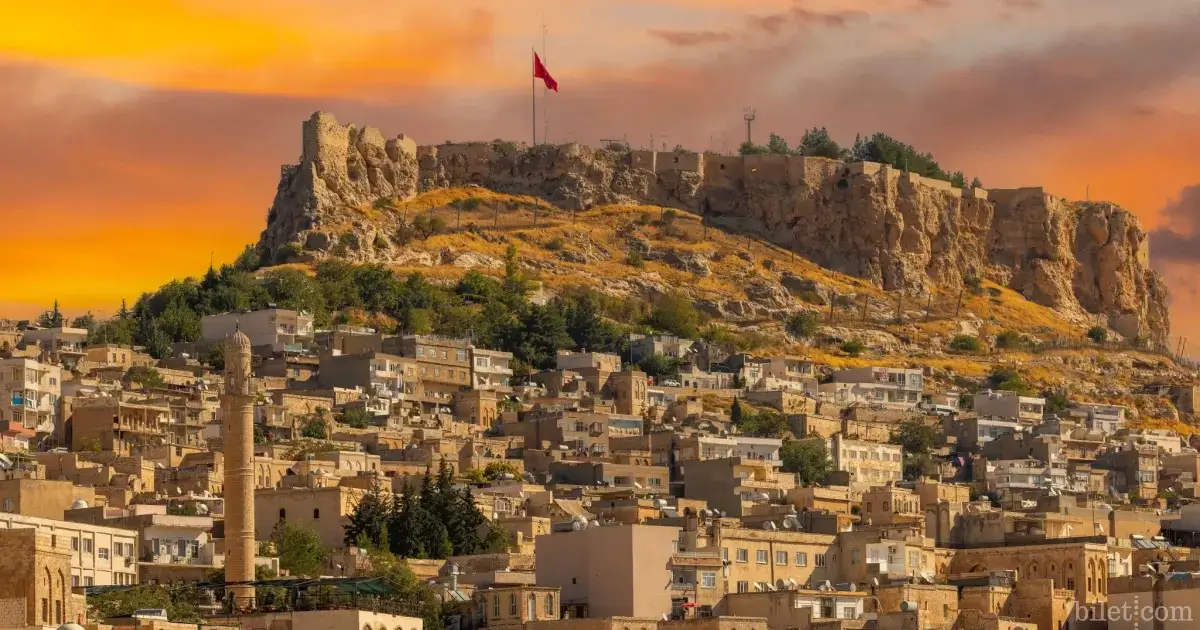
[269,187,1186,394]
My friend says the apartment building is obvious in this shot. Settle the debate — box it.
[827,435,903,485]
[820,367,923,408]
[535,523,682,618]
[201,308,315,353]
[318,351,416,400]
[0,357,62,431]
[973,390,1046,424]
[392,335,472,411]
[472,348,515,391]
[629,334,698,364]
[71,396,171,456]
[731,437,782,467]
[754,357,819,393]
[860,487,923,527]
[952,415,1024,450]
[0,477,95,521]
[682,458,796,517]
[21,326,88,367]
[555,351,622,375]
[1073,402,1128,435]
[986,458,1073,495]
[0,512,138,587]
[83,344,144,369]
[699,521,837,593]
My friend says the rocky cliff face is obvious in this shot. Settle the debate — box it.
[258,112,1170,347]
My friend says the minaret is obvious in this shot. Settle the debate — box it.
[221,329,255,607]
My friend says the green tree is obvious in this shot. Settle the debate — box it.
[344,482,393,549]
[638,353,682,379]
[787,311,821,338]
[766,133,792,155]
[738,141,769,155]
[731,398,744,425]
[780,440,832,485]
[363,548,444,630]
[994,330,1023,349]
[126,366,166,388]
[340,408,374,429]
[948,335,982,352]
[987,366,1033,395]
[892,418,937,455]
[253,424,267,445]
[1087,326,1108,343]
[840,340,864,356]
[70,312,98,332]
[272,521,330,577]
[87,585,202,622]
[35,299,64,328]
[301,417,328,440]
[796,127,845,159]
[648,291,701,338]
[851,132,957,184]
[482,461,521,481]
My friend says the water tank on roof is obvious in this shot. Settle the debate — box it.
[900,601,918,612]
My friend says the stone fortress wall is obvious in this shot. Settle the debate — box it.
[257,112,1169,347]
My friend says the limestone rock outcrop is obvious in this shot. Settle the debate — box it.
[256,111,1170,347]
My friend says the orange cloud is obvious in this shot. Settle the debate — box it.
[0,0,497,96]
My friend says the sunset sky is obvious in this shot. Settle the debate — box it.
[3,0,1200,346]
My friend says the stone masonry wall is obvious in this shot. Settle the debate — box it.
[256,112,1169,347]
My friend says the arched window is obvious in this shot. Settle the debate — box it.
[279,508,286,519]
[509,593,517,615]
[313,508,320,519]
[527,594,536,621]
[363,625,373,630]
[545,593,555,616]
[1027,562,1039,578]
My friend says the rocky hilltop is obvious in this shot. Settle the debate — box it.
[258,112,1170,347]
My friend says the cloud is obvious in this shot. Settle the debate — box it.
[0,0,498,96]
[1151,186,1200,264]
[648,29,734,47]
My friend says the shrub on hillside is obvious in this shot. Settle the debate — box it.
[949,335,982,353]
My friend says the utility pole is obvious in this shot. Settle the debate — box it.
[861,294,869,322]
[743,108,757,145]
[954,287,964,316]
[895,292,903,323]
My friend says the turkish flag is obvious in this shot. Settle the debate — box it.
[534,52,558,92]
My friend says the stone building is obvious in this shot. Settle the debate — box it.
[0,528,86,628]
[0,512,138,587]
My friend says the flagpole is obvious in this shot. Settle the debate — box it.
[542,21,548,145]
[531,48,537,146]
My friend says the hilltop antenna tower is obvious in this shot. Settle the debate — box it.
[743,108,757,144]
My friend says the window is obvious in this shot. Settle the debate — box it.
[279,508,287,519]
[701,572,717,588]
[71,576,78,587]
[545,594,554,617]
[509,593,517,615]
[1,498,12,512]
[72,537,79,551]
[851,549,860,564]
[441,350,448,360]
[842,607,856,619]
[737,581,749,593]
[314,508,320,519]
[492,595,500,617]
[98,547,109,560]
[776,551,787,565]
[84,577,93,586]
[816,554,826,567]
[736,549,748,563]
[417,347,425,358]
[796,552,808,566]
[83,539,93,553]
[722,548,729,562]
[756,550,768,564]
[457,349,467,362]
[908,551,920,567]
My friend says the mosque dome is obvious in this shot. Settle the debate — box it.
[58,624,87,630]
